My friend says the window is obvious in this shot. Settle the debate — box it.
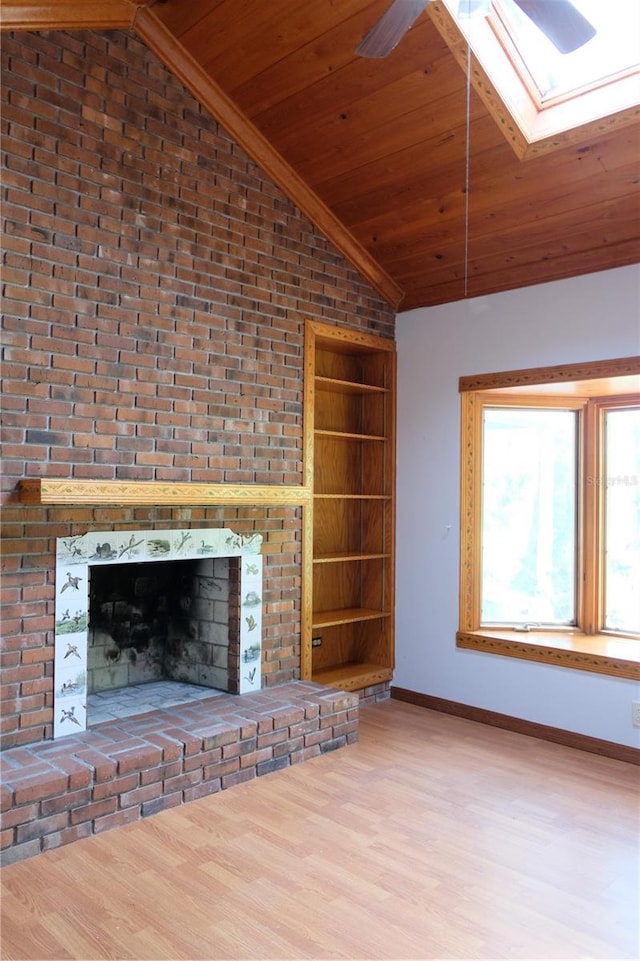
[481,405,578,627]
[603,406,640,633]
[458,356,640,679]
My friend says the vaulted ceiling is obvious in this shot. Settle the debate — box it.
[3,0,640,310]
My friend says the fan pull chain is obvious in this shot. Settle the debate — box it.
[464,32,471,297]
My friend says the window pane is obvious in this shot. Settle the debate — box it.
[604,408,640,633]
[481,408,577,626]
[496,0,640,102]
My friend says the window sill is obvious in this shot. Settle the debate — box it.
[456,630,640,680]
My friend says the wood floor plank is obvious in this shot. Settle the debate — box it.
[1,700,638,960]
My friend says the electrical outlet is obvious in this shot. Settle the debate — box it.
[633,702,640,728]
[312,636,323,648]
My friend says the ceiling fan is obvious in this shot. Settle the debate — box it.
[356,0,597,58]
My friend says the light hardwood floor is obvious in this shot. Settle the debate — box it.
[1,700,638,960]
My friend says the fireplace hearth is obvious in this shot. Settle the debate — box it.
[87,679,223,725]
[1,681,360,864]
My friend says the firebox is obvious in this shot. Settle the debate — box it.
[54,526,263,738]
[88,556,232,692]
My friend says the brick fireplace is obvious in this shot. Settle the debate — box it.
[0,26,395,862]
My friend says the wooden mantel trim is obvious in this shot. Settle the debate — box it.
[18,479,311,507]
[0,0,147,31]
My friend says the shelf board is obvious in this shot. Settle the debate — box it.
[315,376,388,395]
[313,552,390,563]
[312,662,393,691]
[312,607,391,628]
[314,493,390,500]
[315,429,387,442]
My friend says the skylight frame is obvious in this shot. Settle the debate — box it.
[430,0,640,159]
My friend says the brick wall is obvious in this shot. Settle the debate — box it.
[0,29,396,750]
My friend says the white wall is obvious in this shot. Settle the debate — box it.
[395,264,640,747]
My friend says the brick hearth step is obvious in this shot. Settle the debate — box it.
[0,682,358,864]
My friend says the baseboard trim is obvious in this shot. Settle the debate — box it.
[390,687,640,766]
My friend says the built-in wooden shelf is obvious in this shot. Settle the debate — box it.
[313,662,393,691]
[303,320,396,692]
[316,377,389,396]
[18,479,310,507]
[314,552,391,564]
[314,493,390,501]
[312,608,390,629]
[316,429,387,441]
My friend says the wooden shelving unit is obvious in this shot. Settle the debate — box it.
[303,320,396,693]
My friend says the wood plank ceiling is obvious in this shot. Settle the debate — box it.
[4,0,640,309]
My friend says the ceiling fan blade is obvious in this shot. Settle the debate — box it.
[511,0,596,54]
[356,0,431,58]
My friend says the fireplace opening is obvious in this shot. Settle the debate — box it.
[86,556,233,724]
[54,525,263,737]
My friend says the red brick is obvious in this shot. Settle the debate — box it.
[142,792,184,817]
[303,729,332,748]
[164,728,202,756]
[0,802,39,830]
[16,812,69,844]
[119,782,163,809]
[92,773,139,801]
[41,822,93,852]
[184,748,221,772]
[40,787,92,816]
[70,797,117,825]
[143,731,185,762]
[289,745,322,764]
[1,828,15,850]
[202,757,240,781]
[139,760,183,786]
[273,736,304,758]
[93,806,140,834]
[162,769,203,794]
[222,768,256,789]
[0,839,42,864]
[112,744,163,775]
[73,750,117,782]
[11,770,68,805]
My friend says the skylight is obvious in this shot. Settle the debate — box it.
[493,0,640,103]
[433,0,640,157]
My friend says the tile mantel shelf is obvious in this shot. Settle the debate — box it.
[18,479,311,507]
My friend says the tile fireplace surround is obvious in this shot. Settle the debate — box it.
[53,525,264,737]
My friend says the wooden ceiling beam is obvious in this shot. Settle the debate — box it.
[0,0,147,31]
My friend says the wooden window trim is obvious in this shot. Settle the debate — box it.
[458,356,640,680]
